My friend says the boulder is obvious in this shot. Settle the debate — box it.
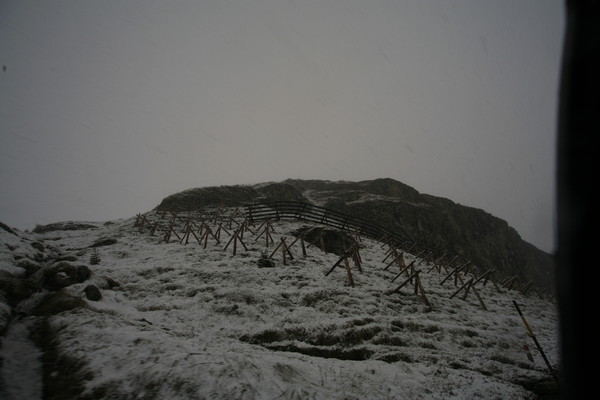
[34,262,92,291]
[32,291,87,316]
[292,226,356,256]
[257,257,276,268]
[83,285,102,301]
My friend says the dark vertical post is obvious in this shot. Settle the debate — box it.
[556,1,600,397]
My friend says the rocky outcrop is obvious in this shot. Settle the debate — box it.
[32,222,98,234]
[32,262,92,291]
[0,226,120,328]
[158,178,554,291]
[286,178,555,290]
[157,182,307,211]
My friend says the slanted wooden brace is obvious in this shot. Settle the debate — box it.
[388,269,431,307]
[180,221,203,245]
[255,220,276,247]
[324,244,363,287]
[200,223,221,249]
[223,227,247,255]
[268,237,294,266]
[287,233,308,258]
[448,269,490,311]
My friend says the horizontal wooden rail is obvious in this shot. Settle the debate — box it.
[245,201,413,251]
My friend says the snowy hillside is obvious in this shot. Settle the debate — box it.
[1,208,559,399]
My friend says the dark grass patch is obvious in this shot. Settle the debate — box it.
[491,354,517,366]
[264,343,374,361]
[449,361,467,370]
[372,335,409,347]
[376,352,414,363]
[300,289,347,307]
[241,323,384,348]
[390,319,441,334]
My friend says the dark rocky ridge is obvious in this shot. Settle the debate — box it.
[157,178,554,291]
[158,182,306,211]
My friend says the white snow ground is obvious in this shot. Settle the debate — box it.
[1,210,559,399]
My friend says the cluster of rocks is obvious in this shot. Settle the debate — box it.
[0,224,120,335]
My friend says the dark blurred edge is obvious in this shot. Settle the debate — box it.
[557,1,600,399]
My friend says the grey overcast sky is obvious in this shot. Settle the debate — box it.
[1,0,564,252]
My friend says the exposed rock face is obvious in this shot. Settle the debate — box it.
[158,178,555,291]
[32,222,98,233]
[286,179,555,290]
[157,182,306,211]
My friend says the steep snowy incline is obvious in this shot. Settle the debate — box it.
[4,212,559,399]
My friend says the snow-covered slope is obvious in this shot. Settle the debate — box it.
[1,209,559,399]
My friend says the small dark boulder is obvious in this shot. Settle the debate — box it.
[257,258,276,268]
[83,285,102,301]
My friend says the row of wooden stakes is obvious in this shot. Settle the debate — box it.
[134,209,543,310]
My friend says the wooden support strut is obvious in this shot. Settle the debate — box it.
[450,277,474,299]
[201,225,221,248]
[413,249,428,262]
[391,270,420,293]
[449,276,488,311]
[268,237,294,265]
[223,228,247,255]
[415,274,431,307]
[444,255,460,271]
[417,250,432,265]
[383,252,405,271]
[426,253,447,273]
[502,275,519,290]
[287,234,308,258]
[180,222,202,245]
[351,244,363,273]
[440,261,471,286]
[324,245,359,277]
[383,246,398,263]
[343,257,355,287]
[255,222,275,247]
[390,261,415,282]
